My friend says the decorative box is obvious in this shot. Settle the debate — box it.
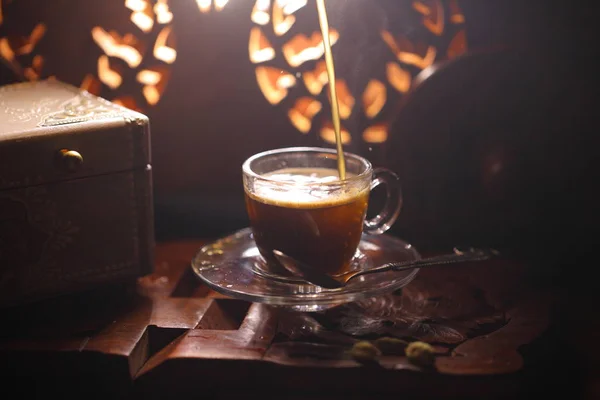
[0,80,154,308]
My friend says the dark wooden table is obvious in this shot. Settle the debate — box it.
[0,237,597,399]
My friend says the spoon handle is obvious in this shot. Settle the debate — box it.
[363,248,498,275]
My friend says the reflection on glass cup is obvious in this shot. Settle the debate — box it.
[243,147,402,277]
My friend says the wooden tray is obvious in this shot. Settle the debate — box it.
[0,239,555,399]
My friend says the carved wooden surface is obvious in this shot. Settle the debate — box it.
[0,238,571,399]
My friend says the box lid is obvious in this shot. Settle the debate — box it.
[0,80,150,191]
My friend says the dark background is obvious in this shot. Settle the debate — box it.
[0,3,598,398]
[1,0,597,282]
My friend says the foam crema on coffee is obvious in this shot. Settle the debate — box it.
[248,167,367,208]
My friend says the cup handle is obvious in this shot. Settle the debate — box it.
[363,167,403,235]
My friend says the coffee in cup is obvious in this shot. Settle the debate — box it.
[243,147,402,278]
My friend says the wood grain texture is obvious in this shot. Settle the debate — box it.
[0,238,570,399]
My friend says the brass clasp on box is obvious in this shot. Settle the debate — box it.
[56,149,84,173]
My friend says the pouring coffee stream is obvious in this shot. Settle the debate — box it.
[272,247,500,289]
[239,3,496,296]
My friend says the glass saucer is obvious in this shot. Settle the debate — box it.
[190,228,421,312]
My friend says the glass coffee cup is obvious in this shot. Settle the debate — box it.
[242,147,402,278]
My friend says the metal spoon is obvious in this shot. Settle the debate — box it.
[272,247,499,289]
